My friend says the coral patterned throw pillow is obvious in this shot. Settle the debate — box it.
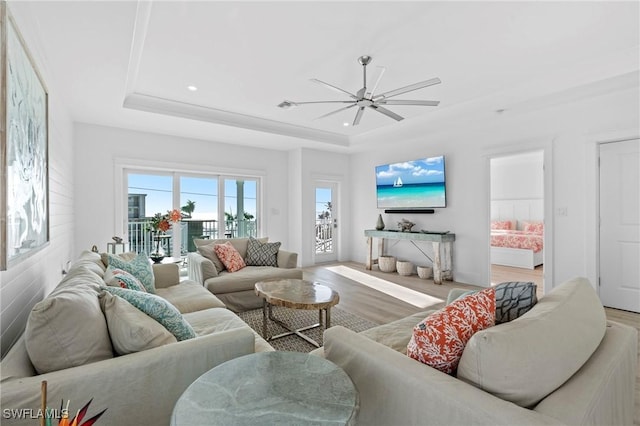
[407,287,496,374]
[213,241,246,272]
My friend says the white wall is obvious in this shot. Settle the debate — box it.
[347,86,640,289]
[1,3,75,357]
[73,123,292,258]
[491,151,544,201]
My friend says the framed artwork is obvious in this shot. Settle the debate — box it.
[1,3,49,270]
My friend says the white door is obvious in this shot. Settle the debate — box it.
[599,139,640,312]
[314,183,338,263]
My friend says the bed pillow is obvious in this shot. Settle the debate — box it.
[99,291,176,355]
[106,253,156,293]
[102,287,196,341]
[214,241,246,272]
[491,220,513,230]
[245,237,281,267]
[407,287,496,374]
[521,221,544,235]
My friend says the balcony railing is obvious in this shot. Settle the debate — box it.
[315,219,333,254]
[127,219,257,256]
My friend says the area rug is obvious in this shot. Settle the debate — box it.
[238,306,377,353]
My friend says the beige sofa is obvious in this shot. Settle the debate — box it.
[0,251,273,426]
[315,277,638,425]
[188,237,302,312]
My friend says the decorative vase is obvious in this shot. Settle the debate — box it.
[375,214,385,231]
[396,260,414,276]
[378,256,397,272]
[417,265,433,279]
[150,232,165,263]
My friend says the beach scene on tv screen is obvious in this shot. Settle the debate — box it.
[376,156,446,208]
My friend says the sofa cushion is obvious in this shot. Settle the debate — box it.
[214,241,246,272]
[205,266,303,294]
[155,281,227,314]
[407,287,495,374]
[25,275,113,374]
[107,253,156,293]
[360,311,435,355]
[457,277,607,408]
[245,237,281,267]
[197,243,225,273]
[72,250,107,276]
[104,266,147,292]
[99,291,176,355]
[194,237,268,262]
[103,287,196,341]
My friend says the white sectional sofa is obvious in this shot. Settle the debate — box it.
[315,277,638,425]
[0,251,273,426]
[188,237,302,312]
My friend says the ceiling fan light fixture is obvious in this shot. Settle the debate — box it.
[280,55,441,126]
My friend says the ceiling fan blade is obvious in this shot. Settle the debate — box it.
[310,78,358,99]
[376,99,440,106]
[373,77,441,100]
[366,66,386,99]
[370,105,404,121]
[353,106,366,126]
[287,100,355,105]
[315,103,357,120]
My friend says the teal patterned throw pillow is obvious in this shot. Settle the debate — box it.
[102,287,196,341]
[107,253,155,293]
[245,237,281,267]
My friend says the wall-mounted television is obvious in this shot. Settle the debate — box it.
[375,155,447,210]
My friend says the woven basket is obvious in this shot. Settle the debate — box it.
[378,256,397,273]
[396,260,414,276]
[417,266,433,279]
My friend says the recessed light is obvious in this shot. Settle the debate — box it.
[187,85,198,92]
[343,122,350,127]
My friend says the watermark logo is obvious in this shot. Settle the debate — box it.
[3,381,106,425]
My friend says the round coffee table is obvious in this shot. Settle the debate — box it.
[255,279,339,348]
[171,351,358,425]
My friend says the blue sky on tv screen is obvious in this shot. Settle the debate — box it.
[376,156,445,185]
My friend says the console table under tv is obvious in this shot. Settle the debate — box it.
[364,229,455,284]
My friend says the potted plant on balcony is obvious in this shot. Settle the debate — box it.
[147,209,181,263]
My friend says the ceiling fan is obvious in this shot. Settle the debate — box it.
[278,55,441,126]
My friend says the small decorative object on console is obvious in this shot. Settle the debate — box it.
[397,218,415,232]
[375,214,385,231]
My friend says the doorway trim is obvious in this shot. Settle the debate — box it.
[484,140,554,295]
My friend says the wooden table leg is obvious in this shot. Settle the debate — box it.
[444,241,453,281]
[433,241,442,284]
[366,236,373,270]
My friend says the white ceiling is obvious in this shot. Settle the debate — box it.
[14,1,640,151]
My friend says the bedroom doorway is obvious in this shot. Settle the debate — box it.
[489,151,545,295]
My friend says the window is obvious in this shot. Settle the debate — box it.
[123,170,260,256]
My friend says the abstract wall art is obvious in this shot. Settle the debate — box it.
[1,3,49,270]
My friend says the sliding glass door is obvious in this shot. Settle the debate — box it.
[125,171,260,257]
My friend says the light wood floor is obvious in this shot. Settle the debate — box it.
[303,261,640,425]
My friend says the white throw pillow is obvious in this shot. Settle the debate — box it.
[457,277,606,408]
[99,291,176,355]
